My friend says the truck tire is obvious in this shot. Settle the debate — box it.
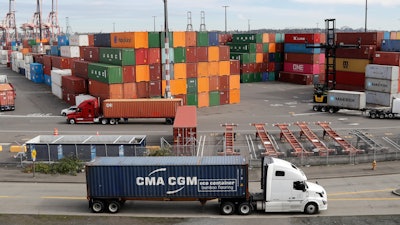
[166,118,174,125]
[107,200,121,213]
[101,119,108,125]
[312,105,320,112]
[379,113,385,119]
[91,200,105,213]
[238,202,252,215]
[388,113,394,119]
[68,118,76,124]
[109,118,117,125]
[304,202,318,214]
[369,112,377,119]
[321,106,328,112]
[220,201,235,215]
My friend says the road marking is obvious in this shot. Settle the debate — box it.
[329,197,400,201]
[0,114,61,118]
[42,196,86,200]
[329,188,395,196]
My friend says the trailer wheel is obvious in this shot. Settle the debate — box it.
[379,114,385,119]
[91,200,105,213]
[304,202,318,214]
[107,200,121,213]
[369,113,377,119]
[238,202,252,215]
[101,119,108,125]
[68,118,76,124]
[109,118,117,125]
[321,106,328,112]
[166,118,174,125]
[328,107,336,114]
[220,201,235,215]
[312,105,320,112]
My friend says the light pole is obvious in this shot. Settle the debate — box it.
[365,0,367,32]
[152,16,156,32]
[222,5,229,33]
[113,22,115,32]
[163,0,171,98]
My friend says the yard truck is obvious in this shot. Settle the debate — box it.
[66,98,183,125]
[85,156,328,215]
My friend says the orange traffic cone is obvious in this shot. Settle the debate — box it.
[54,128,58,136]
[96,131,99,136]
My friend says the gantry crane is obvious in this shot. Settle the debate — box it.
[0,0,17,44]
[20,0,43,41]
[43,0,60,41]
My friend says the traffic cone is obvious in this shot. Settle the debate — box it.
[96,131,99,136]
[53,128,58,136]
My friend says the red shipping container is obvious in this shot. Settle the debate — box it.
[88,34,95,47]
[149,80,162,98]
[122,66,136,83]
[230,60,240,75]
[173,106,197,146]
[262,53,269,63]
[149,64,162,81]
[88,79,123,101]
[335,71,365,89]
[285,33,321,44]
[336,32,384,48]
[209,76,219,91]
[373,51,400,66]
[82,47,99,62]
[136,81,150,98]
[268,62,275,72]
[185,31,197,47]
[219,90,229,105]
[148,48,161,64]
[256,43,263,53]
[284,62,320,74]
[219,45,230,61]
[242,63,255,73]
[186,63,197,78]
[73,60,89,79]
[135,48,148,65]
[173,94,187,106]
[284,53,322,64]
[186,47,197,63]
[62,92,78,105]
[52,56,74,69]
[33,54,44,64]
[336,45,376,59]
[196,47,208,62]
[278,72,314,85]
[219,75,229,91]
[275,43,284,52]
[43,55,52,75]
[62,76,87,94]
[123,82,138,99]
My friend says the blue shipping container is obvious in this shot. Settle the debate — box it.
[94,33,111,47]
[381,39,400,52]
[50,45,60,56]
[284,43,321,54]
[86,156,248,199]
[208,32,219,46]
[57,35,69,47]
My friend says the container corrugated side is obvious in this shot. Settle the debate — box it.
[88,63,123,84]
[365,78,399,94]
[99,48,135,66]
[365,64,400,80]
[173,106,197,145]
[366,91,400,106]
[86,156,247,199]
[327,90,366,109]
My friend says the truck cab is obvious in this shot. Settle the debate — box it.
[255,157,327,214]
[67,99,100,124]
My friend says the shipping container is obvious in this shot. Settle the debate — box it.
[335,71,365,91]
[197,91,209,108]
[197,32,209,46]
[174,63,186,80]
[365,78,399,94]
[88,79,123,100]
[135,65,150,82]
[62,76,87,94]
[69,34,89,46]
[60,46,80,58]
[231,33,262,43]
[123,82,138,99]
[373,51,400,66]
[110,32,135,48]
[229,89,240,104]
[94,33,111,47]
[135,48,148,65]
[283,62,320,74]
[99,48,135,66]
[278,72,314,85]
[185,31,197,47]
[327,90,366,110]
[381,39,400,52]
[284,53,322,64]
[366,91,400,106]
[148,48,161,64]
[0,83,15,111]
[52,56,74,69]
[335,58,370,73]
[336,32,384,48]
[136,81,150,98]
[149,80,162,98]
[122,66,136,83]
[187,78,198,94]
[148,32,161,48]
[170,79,187,95]
[284,33,321,44]
[219,90,229,105]
[73,60,89,79]
[51,69,71,86]
[174,47,186,63]
[335,45,376,59]
[209,91,220,106]
[173,106,197,146]
[149,64,162,81]
[196,47,208,62]
[88,63,123,84]
[186,63,197,78]
[83,47,100,62]
[284,43,321,54]
[365,64,400,80]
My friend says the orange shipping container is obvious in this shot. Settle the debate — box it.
[173,31,186,47]
[219,61,230,76]
[209,76,219,91]
[208,61,219,76]
[185,31,197,47]
[174,63,187,80]
[268,43,276,53]
[197,92,209,108]
[229,89,240,104]
[170,79,187,95]
[197,62,209,77]
[135,64,150,82]
[88,34,94,46]
[123,82,138,99]
[134,32,149,48]
[229,75,240,90]
[262,33,270,43]
[110,32,135,48]
[208,46,219,62]
[256,53,264,63]
[197,77,209,92]
[88,79,123,101]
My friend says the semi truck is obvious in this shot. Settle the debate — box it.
[85,156,328,215]
[0,83,16,111]
[312,90,400,119]
[66,98,183,125]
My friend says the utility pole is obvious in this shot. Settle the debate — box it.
[222,5,229,33]
[163,0,171,98]
[152,16,156,32]
[364,0,368,32]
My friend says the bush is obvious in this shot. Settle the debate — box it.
[23,156,84,176]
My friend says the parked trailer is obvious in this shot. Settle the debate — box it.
[0,83,16,111]
[312,90,400,119]
[85,156,327,215]
[67,98,183,125]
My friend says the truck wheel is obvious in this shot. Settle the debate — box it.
[107,200,121,213]
[369,113,376,119]
[304,202,318,214]
[328,107,336,114]
[109,118,117,125]
[220,201,235,215]
[101,119,108,125]
[321,106,328,112]
[68,118,76,124]
[312,105,320,112]
[166,118,174,125]
[91,200,105,213]
[388,113,394,118]
[379,114,385,119]
[238,202,252,215]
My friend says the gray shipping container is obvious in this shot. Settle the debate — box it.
[327,90,366,110]
[366,91,400,107]
[86,156,248,199]
[365,64,400,80]
[365,78,399,94]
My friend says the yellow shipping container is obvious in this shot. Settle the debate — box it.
[390,31,397,40]
[268,43,276,53]
[219,61,230,76]
[262,33,270,43]
[208,61,219,76]
[197,77,210,92]
[174,63,187,80]
[173,31,186,47]
[135,65,150,82]
[197,62,209,77]
[396,32,400,40]
[229,75,240,90]
[198,92,209,108]
[208,46,219,62]
[134,32,149,48]
[170,79,187,95]
[334,58,371,73]
[229,89,240,104]
[256,53,264,63]
[110,32,135,48]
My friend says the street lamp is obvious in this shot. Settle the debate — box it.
[222,5,229,33]
[152,16,156,32]
[365,0,367,32]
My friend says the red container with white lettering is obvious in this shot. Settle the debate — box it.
[283,62,320,74]
[284,33,321,44]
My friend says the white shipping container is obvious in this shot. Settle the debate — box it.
[365,78,399,94]
[51,83,62,99]
[392,98,400,114]
[365,64,400,80]
[75,94,96,106]
[24,55,34,64]
[69,34,89,46]
[60,46,80,58]
[366,91,400,107]
[327,90,366,110]
[51,69,72,86]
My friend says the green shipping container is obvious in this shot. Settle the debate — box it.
[99,48,135,66]
[268,72,276,81]
[197,32,209,46]
[254,72,262,82]
[187,78,198,94]
[231,33,262,43]
[88,63,123,84]
[174,47,186,63]
[262,43,269,53]
[209,91,220,106]
[186,93,198,106]
[228,43,257,53]
[275,53,283,62]
[230,53,256,64]
[241,73,255,83]
[148,32,161,48]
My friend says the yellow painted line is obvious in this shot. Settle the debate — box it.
[0,196,22,198]
[330,197,400,201]
[42,196,86,200]
[329,188,395,196]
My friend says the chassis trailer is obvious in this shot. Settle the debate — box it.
[85,156,327,215]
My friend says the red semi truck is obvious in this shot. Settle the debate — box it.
[66,98,183,125]
[0,83,16,111]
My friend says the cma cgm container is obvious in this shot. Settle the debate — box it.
[85,156,327,215]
